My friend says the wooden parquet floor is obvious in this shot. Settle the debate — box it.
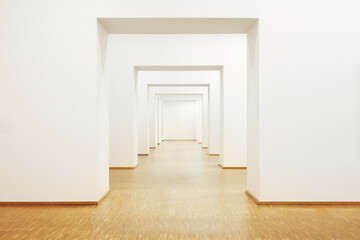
[1,141,360,239]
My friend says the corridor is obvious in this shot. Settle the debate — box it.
[1,141,360,239]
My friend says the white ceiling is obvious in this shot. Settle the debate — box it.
[98,18,257,34]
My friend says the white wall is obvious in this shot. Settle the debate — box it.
[195,100,202,142]
[155,95,161,144]
[162,101,197,140]
[158,94,203,143]
[1,0,360,202]
[96,21,110,199]
[258,6,360,201]
[246,22,260,198]
[0,1,99,201]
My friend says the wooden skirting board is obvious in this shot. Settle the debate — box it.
[0,190,111,206]
[245,190,360,205]
[109,165,137,170]
[209,154,220,156]
[0,201,98,206]
[138,154,148,156]
[218,164,247,169]
[163,139,196,141]
[245,190,260,204]
[98,189,111,203]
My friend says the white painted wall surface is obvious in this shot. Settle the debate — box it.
[0,1,99,202]
[155,95,160,145]
[162,101,197,140]
[1,0,360,202]
[96,21,110,199]
[258,10,360,201]
[158,94,203,143]
[246,22,260,198]
[158,99,163,144]
[136,75,150,154]
[196,100,202,143]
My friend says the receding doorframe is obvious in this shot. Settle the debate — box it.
[97,18,260,202]
[135,66,223,156]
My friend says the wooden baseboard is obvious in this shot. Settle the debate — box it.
[209,154,220,156]
[0,190,111,206]
[98,190,110,203]
[202,147,208,149]
[218,164,247,169]
[245,190,260,204]
[258,201,360,205]
[138,154,148,156]
[149,147,156,149]
[0,201,98,206]
[245,190,360,205]
[163,139,196,141]
[109,165,137,170]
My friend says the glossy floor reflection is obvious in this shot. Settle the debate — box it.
[1,141,360,239]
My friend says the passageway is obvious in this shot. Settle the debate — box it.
[1,141,360,239]
[111,140,247,203]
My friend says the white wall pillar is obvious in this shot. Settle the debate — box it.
[208,81,221,155]
[197,99,203,143]
[246,22,260,198]
[159,100,163,143]
[137,79,150,154]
